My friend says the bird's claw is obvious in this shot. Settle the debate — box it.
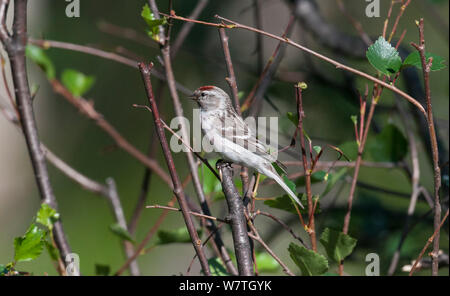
[215,159,233,170]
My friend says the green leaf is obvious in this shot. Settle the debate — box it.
[313,146,322,155]
[366,37,402,75]
[264,193,320,215]
[14,224,45,262]
[156,227,202,245]
[61,69,95,97]
[283,175,296,192]
[141,4,166,42]
[403,51,446,71]
[288,243,328,276]
[339,141,359,161]
[255,252,280,273]
[95,264,111,276]
[321,168,348,197]
[25,45,55,79]
[350,115,358,125]
[207,258,229,276]
[272,162,286,176]
[36,204,59,230]
[366,124,407,162]
[109,223,135,243]
[319,228,357,263]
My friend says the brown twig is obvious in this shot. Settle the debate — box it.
[409,209,449,276]
[138,62,210,275]
[146,204,228,223]
[410,19,442,276]
[295,84,316,251]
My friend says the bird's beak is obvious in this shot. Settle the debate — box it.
[188,93,197,100]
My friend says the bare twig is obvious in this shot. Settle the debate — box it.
[295,84,316,251]
[411,19,442,276]
[146,204,228,223]
[138,62,210,275]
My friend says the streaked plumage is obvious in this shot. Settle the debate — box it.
[190,86,304,208]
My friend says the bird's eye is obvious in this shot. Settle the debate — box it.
[201,92,206,97]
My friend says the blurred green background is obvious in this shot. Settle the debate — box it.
[0,0,448,276]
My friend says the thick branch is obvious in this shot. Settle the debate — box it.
[0,0,72,266]
[217,162,253,276]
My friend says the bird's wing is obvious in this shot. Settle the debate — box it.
[219,111,278,163]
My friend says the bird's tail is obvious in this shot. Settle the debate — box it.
[264,168,304,209]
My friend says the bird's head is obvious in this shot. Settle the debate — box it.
[189,86,232,111]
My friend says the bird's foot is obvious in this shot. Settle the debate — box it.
[215,159,233,170]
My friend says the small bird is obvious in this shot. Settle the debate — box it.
[189,85,304,209]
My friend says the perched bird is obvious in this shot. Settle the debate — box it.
[189,85,304,209]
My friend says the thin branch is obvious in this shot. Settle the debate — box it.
[146,204,228,223]
[164,11,427,117]
[295,84,316,251]
[411,18,442,276]
[138,62,210,275]
[28,38,192,96]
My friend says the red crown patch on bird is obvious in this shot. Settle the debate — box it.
[198,85,215,91]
